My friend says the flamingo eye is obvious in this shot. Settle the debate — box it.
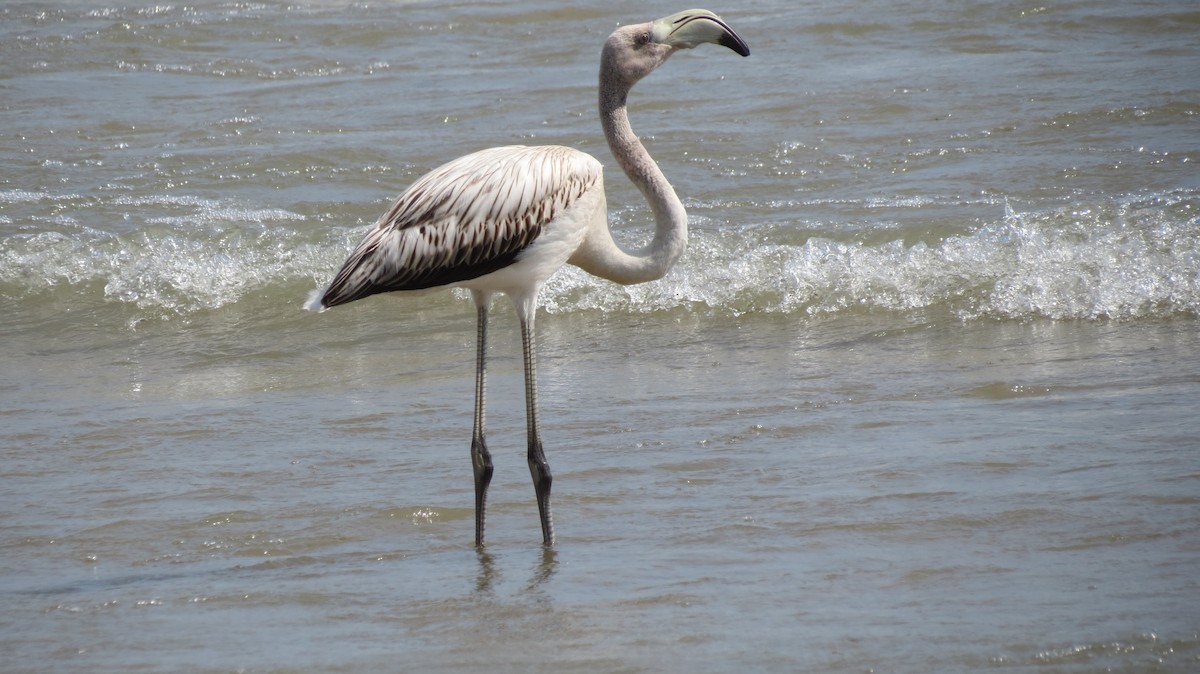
[637,31,650,45]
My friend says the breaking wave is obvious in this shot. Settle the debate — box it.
[1,188,1197,321]
[552,190,1200,320]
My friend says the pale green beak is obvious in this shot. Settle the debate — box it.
[652,9,750,57]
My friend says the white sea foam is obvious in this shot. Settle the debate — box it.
[1,191,1196,321]
[541,191,1200,320]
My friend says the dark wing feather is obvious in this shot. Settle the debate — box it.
[318,145,600,308]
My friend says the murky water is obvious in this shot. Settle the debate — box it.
[2,1,1198,671]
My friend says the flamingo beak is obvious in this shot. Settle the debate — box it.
[653,9,750,57]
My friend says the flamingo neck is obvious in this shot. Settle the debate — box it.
[577,67,688,286]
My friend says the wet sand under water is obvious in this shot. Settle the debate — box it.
[2,306,1198,672]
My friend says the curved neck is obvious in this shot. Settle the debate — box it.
[579,57,688,285]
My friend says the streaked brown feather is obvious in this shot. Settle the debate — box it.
[319,145,599,308]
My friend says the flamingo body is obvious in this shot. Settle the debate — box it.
[309,145,605,308]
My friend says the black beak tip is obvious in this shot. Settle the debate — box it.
[720,33,751,57]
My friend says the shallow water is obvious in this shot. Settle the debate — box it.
[2,0,1199,672]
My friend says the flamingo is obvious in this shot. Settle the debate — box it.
[306,9,750,546]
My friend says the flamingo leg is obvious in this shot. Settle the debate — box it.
[470,295,494,547]
[519,310,554,546]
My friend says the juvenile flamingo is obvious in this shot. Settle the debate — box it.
[307,10,750,546]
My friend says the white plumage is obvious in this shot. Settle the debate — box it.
[307,10,749,546]
[307,146,602,309]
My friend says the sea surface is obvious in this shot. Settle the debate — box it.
[2,0,1199,671]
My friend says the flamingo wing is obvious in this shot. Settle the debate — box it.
[317,145,600,308]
